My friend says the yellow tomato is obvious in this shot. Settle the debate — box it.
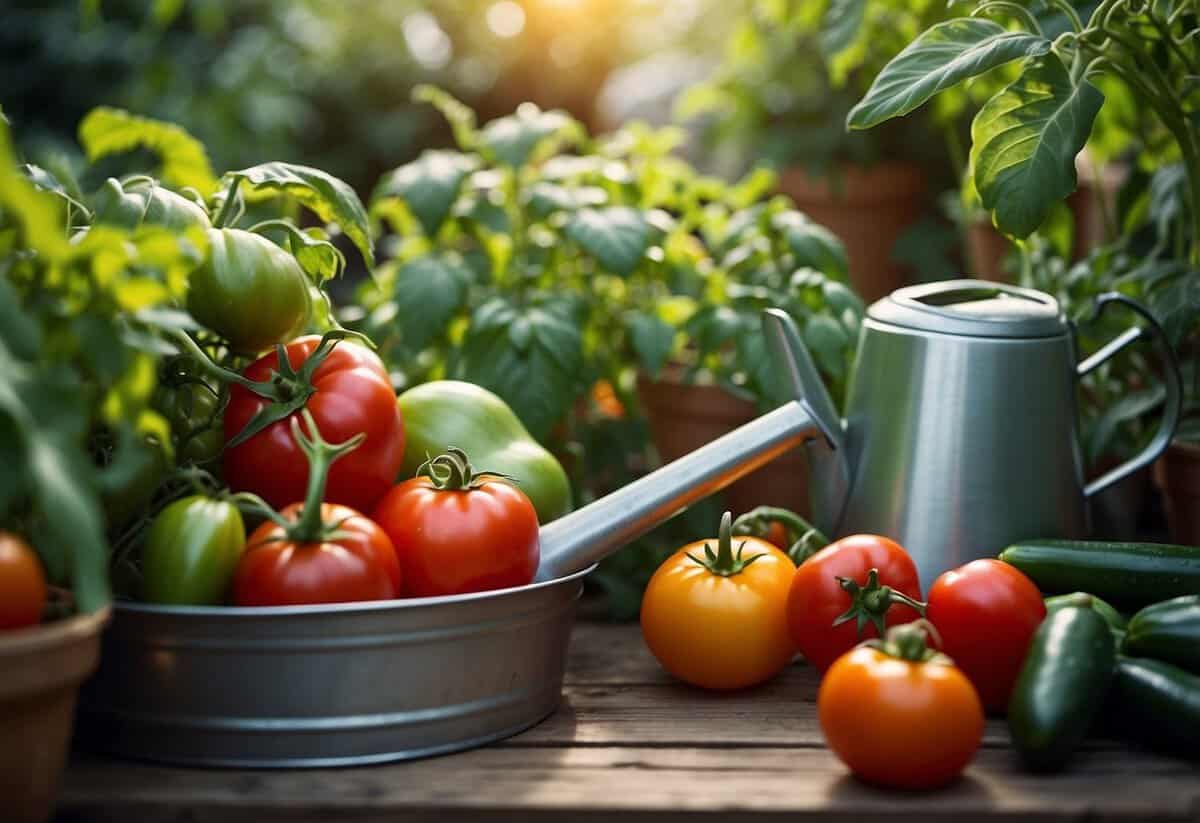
[640,512,796,690]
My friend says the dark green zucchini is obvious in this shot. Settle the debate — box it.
[1107,656,1200,758]
[1000,539,1200,610]
[1123,595,1200,675]
[1007,595,1116,772]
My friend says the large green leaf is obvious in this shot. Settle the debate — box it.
[971,55,1104,238]
[624,311,675,377]
[391,254,472,351]
[566,207,651,277]
[847,19,1051,130]
[372,150,477,237]
[454,297,584,441]
[78,107,218,195]
[481,104,583,168]
[227,162,374,267]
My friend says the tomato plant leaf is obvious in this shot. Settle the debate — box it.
[414,84,479,151]
[481,103,584,168]
[454,297,584,441]
[391,254,472,351]
[971,55,1104,238]
[372,150,478,238]
[624,311,675,377]
[78,107,218,196]
[227,162,374,268]
[526,182,608,218]
[773,210,849,282]
[847,19,1051,130]
[566,207,651,277]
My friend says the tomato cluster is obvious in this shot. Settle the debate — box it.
[128,335,541,609]
[640,510,1048,790]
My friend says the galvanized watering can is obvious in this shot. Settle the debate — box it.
[78,279,1180,767]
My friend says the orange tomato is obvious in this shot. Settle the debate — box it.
[0,531,47,630]
[640,512,796,690]
[818,623,984,790]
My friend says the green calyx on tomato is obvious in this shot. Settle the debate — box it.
[170,328,370,450]
[687,511,767,577]
[863,620,950,665]
[732,506,829,566]
[418,446,515,491]
[833,567,928,637]
[397,381,571,524]
[187,227,311,354]
[141,494,245,605]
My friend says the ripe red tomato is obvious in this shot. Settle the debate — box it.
[786,534,923,673]
[232,503,401,606]
[0,532,46,629]
[819,623,984,789]
[223,336,404,512]
[372,450,539,597]
[926,558,1046,712]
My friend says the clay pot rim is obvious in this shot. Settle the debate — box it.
[0,607,110,658]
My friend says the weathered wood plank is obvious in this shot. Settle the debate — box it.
[57,623,1199,823]
[58,746,1200,823]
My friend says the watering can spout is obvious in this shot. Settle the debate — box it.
[762,308,851,534]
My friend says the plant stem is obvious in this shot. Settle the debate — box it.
[168,329,260,392]
[1049,0,1086,32]
[975,1,1045,35]
[212,175,242,229]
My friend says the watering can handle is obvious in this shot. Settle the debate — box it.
[1077,292,1183,498]
[536,401,819,581]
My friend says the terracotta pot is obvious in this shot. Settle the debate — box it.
[1068,152,1128,259]
[966,219,1013,282]
[636,374,811,517]
[1089,465,1153,540]
[1,608,109,823]
[776,163,927,302]
[1154,440,1200,545]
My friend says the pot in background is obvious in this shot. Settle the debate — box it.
[1154,440,1200,545]
[1069,151,1128,259]
[1,608,109,823]
[636,373,811,518]
[777,163,926,302]
[966,218,1013,282]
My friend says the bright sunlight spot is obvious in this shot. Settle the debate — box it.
[487,2,527,38]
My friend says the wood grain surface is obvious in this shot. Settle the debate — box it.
[57,622,1200,823]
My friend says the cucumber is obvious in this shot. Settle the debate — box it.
[1000,539,1200,610]
[1007,595,1116,772]
[1124,595,1200,675]
[1107,656,1200,758]
[1045,591,1127,642]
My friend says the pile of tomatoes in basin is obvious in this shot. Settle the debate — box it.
[119,333,542,610]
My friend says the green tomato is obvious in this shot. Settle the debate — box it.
[397,380,573,523]
[93,177,211,232]
[141,496,246,605]
[187,228,311,353]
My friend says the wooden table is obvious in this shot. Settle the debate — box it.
[58,623,1200,822]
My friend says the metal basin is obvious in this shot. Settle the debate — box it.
[76,311,827,767]
[77,568,588,767]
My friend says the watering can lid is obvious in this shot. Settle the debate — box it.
[869,280,1065,338]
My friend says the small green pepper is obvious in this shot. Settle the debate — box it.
[397,380,572,523]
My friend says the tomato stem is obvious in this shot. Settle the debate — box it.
[418,447,518,491]
[686,511,765,577]
[286,409,365,543]
[732,505,829,565]
[862,620,951,665]
[212,174,243,229]
[832,567,928,637]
